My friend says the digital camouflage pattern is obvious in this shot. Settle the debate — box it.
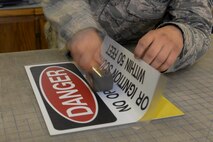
[42,0,212,72]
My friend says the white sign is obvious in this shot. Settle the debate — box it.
[25,36,162,135]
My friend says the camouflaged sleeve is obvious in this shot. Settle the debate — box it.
[162,0,213,72]
[89,0,212,72]
[42,0,104,42]
[42,0,212,72]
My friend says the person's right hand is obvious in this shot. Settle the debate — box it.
[67,28,103,72]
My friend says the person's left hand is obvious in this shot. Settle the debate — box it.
[134,25,183,72]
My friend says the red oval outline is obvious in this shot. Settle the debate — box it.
[39,66,98,123]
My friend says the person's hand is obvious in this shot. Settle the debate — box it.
[67,28,103,72]
[134,25,183,72]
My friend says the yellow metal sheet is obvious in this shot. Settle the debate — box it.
[141,94,184,121]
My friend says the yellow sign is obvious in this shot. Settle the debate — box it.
[141,94,184,121]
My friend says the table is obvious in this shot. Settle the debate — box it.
[0,47,213,142]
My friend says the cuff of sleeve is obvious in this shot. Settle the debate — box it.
[58,13,106,42]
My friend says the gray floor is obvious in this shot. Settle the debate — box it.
[0,37,213,142]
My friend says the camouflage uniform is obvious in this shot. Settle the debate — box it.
[42,0,212,72]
